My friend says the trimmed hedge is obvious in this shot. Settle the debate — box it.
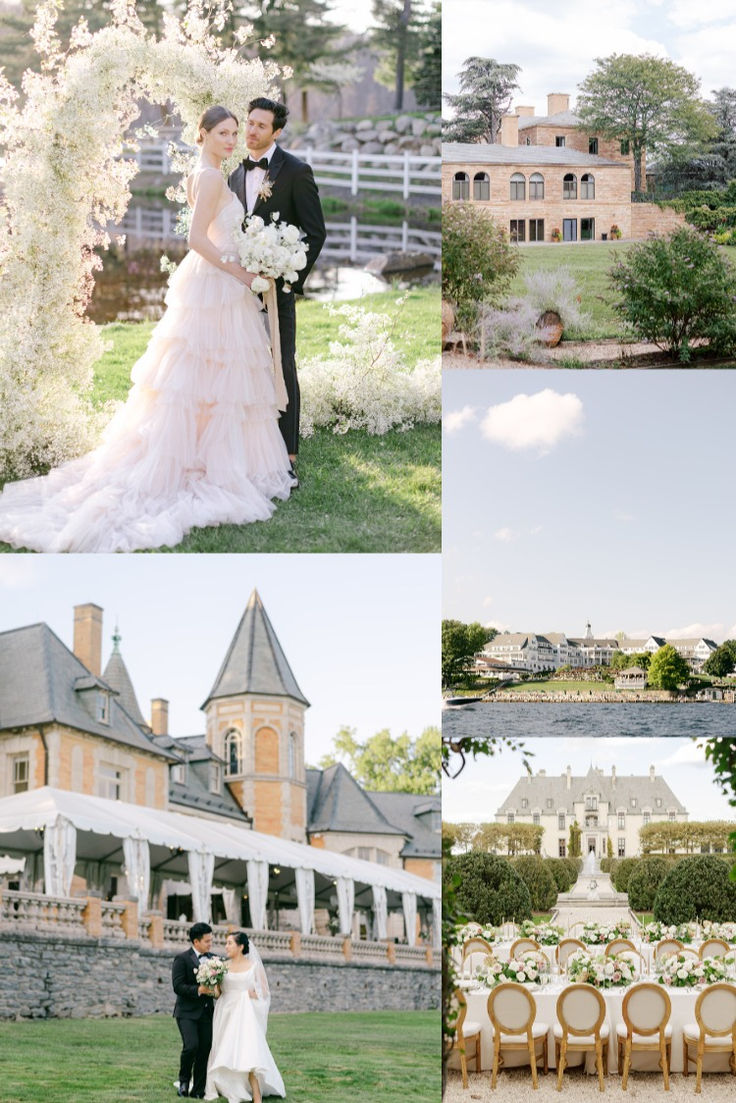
[545,858,573,894]
[562,857,580,884]
[612,857,639,894]
[653,855,736,924]
[627,857,670,912]
[445,851,532,924]
[513,855,558,911]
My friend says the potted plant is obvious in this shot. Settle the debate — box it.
[610,224,622,239]
[551,228,562,242]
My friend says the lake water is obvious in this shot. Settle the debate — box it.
[442,702,736,739]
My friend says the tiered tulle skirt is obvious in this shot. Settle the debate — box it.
[0,252,294,553]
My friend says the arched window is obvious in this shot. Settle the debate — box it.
[473,172,489,200]
[529,173,544,200]
[581,173,595,199]
[563,173,577,200]
[452,172,469,200]
[510,172,525,200]
[288,732,298,778]
[224,728,243,776]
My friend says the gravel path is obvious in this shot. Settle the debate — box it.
[444,1068,736,1100]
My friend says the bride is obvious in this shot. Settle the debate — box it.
[206,931,285,1103]
[0,106,295,553]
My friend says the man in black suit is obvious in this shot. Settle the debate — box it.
[172,921,215,1098]
[229,97,326,476]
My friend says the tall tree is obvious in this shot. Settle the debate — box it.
[410,0,439,111]
[441,618,495,686]
[703,640,736,678]
[318,725,440,794]
[370,0,424,111]
[576,53,717,193]
[443,57,521,144]
[647,644,690,692]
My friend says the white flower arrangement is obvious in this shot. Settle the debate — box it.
[567,949,636,989]
[475,951,547,988]
[640,921,696,944]
[581,921,631,945]
[230,213,308,294]
[519,920,565,945]
[458,922,498,944]
[658,952,727,988]
[702,920,736,942]
[196,956,228,989]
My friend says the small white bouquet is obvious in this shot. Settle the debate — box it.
[230,213,309,294]
[196,956,228,991]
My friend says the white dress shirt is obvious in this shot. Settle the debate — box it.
[245,143,277,214]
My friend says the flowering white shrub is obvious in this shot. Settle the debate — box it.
[0,0,279,478]
[299,301,441,436]
[567,949,636,989]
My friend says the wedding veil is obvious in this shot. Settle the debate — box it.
[247,937,271,1016]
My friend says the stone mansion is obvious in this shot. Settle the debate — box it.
[497,765,687,860]
[442,92,684,243]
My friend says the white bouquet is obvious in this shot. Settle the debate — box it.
[196,956,228,990]
[230,213,308,294]
[658,952,727,988]
[567,949,636,989]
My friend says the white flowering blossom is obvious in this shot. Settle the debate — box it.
[232,215,309,293]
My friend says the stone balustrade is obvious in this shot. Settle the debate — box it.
[0,888,86,933]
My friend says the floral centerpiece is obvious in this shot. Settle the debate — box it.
[639,921,695,944]
[520,920,565,945]
[231,214,308,294]
[658,952,728,988]
[458,922,498,944]
[567,950,636,989]
[196,956,228,991]
[702,920,736,943]
[475,951,549,988]
[580,921,631,945]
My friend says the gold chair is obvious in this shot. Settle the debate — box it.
[488,982,549,1090]
[557,938,587,969]
[461,937,495,978]
[604,939,637,957]
[654,938,684,964]
[616,982,672,1092]
[510,937,542,959]
[452,987,482,1088]
[699,938,730,960]
[554,983,610,1092]
[682,982,736,1094]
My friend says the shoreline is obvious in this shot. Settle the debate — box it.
[457,693,735,704]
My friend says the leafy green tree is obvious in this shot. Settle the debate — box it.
[441,619,494,686]
[442,203,519,330]
[473,821,543,856]
[318,725,440,793]
[647,644,692,691]
[639,820,736,854]
[443,56,521,143]
[370,0,425,111]
[410,0,439,110]
[627,857,670,911]
[442,821,477,852]
[568,820,581,858]
[703,640,736,677]
[444,851,532,925]
[609,227,736,362]
[576,54,717,193]
[653,855,736,924]
[610,650,652,672]
[513,855,557,911]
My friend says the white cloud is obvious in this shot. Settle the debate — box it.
[494,527,518,542]
[443,405,477,433]
[0,560,38,589]
[529,525,543,536]
[480,389,584,453]
[664,622,725,641]
[482,596,495,608]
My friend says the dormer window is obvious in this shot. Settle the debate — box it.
[171,763,187,785]
[97,691,110,724]
[209,762,221,794]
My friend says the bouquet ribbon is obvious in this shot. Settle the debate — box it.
[262,279,288,412]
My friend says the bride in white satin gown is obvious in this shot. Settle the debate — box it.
[205,932,285,1103]
[0,106,295,553]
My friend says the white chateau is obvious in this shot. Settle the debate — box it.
[479,622,718,675]
[496,765,688,860]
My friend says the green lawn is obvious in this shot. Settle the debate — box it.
[1,289,440,553]
[0,1010,440,1103]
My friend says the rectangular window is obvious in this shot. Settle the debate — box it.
[546,798,553,808]
[643,812,650,825]
[669,811,676,822]
[589,138,598,155]
[558,840,566,857]
[171,763,186,785]
[558,813,565,830]
[510,220,525,243]
[529,219,545,242]
[97,691,109,724]
[631,797,637,808]
[473,176,490,201]
[507,813,514,824]
[562,218,577,242]
[209,763,221,794]
[532,812,540,825]
[98,764,123,801]
[357,847,371,861]
[621,139,630,155]
[618,838,626,858]
[521,797,528,808]
[12,755,29,794]
[555,136,566,147]
[617,813,625,829]
[452,177,469,201]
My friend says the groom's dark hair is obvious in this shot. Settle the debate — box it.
[189,922,213,943]
[248,96,288,132]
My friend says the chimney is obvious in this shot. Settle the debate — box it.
[566,765,572,790]
[547,92,570,117]
[500,114,519,147]
[151,698,169,737]
[73,603,103,676]
[611,766,616,787]
[649,764,655,782]
[515,105,535,117]
[538,769,546,777]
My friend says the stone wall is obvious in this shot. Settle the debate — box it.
[292,113,441,157]
[0,931,439,1020]
[630,202,687,239]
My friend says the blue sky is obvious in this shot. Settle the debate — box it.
[442,737,736,823]
[0,554,440,762]
[443,1,736,117]
[443,370,736,640]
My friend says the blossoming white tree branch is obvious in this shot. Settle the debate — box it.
[0,0,279,478]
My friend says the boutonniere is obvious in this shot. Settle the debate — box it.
[258,175,273,202]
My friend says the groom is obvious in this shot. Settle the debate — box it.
[229,96,326,478]
[172,921,215,1098]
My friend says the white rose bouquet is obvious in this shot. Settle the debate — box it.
[567,950,636,989]
[196,956,228,991]
[230,214,308,294]
[581,920,631,945]
[520,920,564,945]
[458,922,498,944]
[658,952,727,988]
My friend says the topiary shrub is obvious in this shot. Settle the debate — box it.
[545,858,573,894]
[562,857,580,884]
[608,226,736,362]
[653,855,736,924]
[627,857,670,911]
[513,855,558,912]
[600,857,612,873]
[613,858,639,894]
[442,202,519,331]
[444,851,532,925]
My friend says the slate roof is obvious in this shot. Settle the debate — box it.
[498,766,687,815]
[154,733,250,821]
[444,142,627,168]
[517,110,581,129]
[368,791,440,858]
[0,623,175,759]
[306,764,400,836]
[203,590,309,708]
[568,637,620,648]
[101,629,148,730]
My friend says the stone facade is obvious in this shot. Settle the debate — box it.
[630,202,687,238]
[0,931,439,1020]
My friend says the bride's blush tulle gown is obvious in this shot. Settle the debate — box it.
[205,966,285,1103]
[0,183,294,553]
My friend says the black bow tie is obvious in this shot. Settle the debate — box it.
[244,156,269,171]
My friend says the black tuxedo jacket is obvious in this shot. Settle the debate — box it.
[228,146,326,295]
[172,948,214,1020]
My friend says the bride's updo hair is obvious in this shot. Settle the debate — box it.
[197,105,239,144]
[231,930,250,955]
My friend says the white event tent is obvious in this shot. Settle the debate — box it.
[0,787,441,946]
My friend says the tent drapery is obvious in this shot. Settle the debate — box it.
[295,866,315,935]
[122,835,150,908]
[221,887,242,927]
[247,859,269,930]
[371,883,388,941]
[188,850,214,923]
[402,891,417,947]
[43,815,76,897]
[336,876,354,935]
